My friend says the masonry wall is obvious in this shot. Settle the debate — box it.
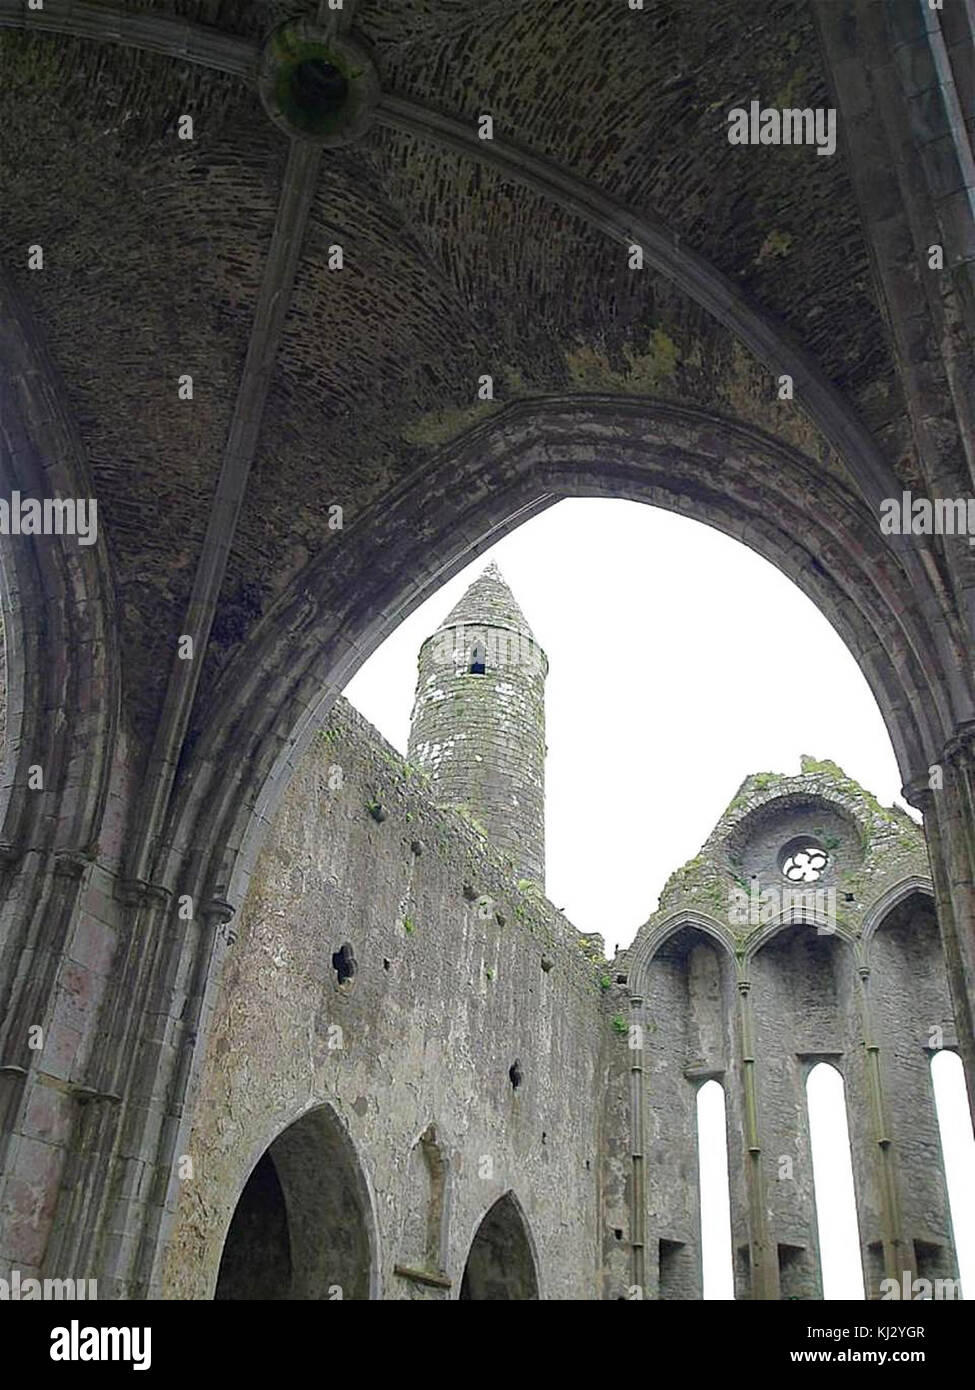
[162,698,605,1300]
[598,976,633,1299]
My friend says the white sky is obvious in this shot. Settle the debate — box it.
[346,497,972,1301]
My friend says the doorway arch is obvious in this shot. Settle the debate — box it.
[215,1104,376,1301]
[459,1192,540,1300]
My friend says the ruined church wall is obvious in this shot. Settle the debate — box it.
[162,697,606,1299]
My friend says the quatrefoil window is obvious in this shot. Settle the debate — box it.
[780,839,829,883]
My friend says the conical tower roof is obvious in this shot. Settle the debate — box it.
[437,562,538,641]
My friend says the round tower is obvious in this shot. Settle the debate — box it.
[408,563,548,886]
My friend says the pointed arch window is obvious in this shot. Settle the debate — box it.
[469,641,486,675]
[697,1079,734,1299]
[806,1062,864,1299]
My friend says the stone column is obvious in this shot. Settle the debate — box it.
[736,977,778,1300]
[628,993,646,1299]
[852,961,914,1295]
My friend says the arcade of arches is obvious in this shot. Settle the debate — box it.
[0,0,973,1298]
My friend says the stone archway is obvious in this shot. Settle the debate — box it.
[460,1192,539,1301]
[0,273,119,1283]
[215,1105,375,1301]
[140,398,975,1300]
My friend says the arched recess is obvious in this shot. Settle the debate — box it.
[629,910,736,998]
[745,911,859,963]
[399,1123,449,1284]
[749,922,864,1300]
[865,887,959,1293]
[459,1192,540,1301]
[642,922,742,1299]
[214,1104,377,1301]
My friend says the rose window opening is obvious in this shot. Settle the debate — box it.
[780,843,829,883]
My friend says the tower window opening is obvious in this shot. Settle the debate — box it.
[469,641,486,675]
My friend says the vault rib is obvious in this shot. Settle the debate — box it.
[125,137,323,886]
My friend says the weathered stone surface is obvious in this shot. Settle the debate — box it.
[0,0,972,1302]
[408,564,548,885]
[163,696,607,1299]
[624,757,957,1300]
[156,626,958,1301]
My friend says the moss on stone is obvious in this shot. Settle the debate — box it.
[565,330,680,395]
[401,400,502,446]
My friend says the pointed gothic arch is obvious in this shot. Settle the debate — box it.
[640,920,741,1299]
[214,1103,377,1301]
[804,1061,865,1300]
[749,924,861,1299]
[459,1192,540,1301]
[183,398,945,930]
[864,887,960,1293]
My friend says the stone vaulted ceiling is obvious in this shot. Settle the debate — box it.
[0,0,932,758]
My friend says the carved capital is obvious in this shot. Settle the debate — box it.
[201,897,235,925]
[901,775,934,812]
[118,876,172,909]
[942,721,975,769]
[52,851,92,882]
